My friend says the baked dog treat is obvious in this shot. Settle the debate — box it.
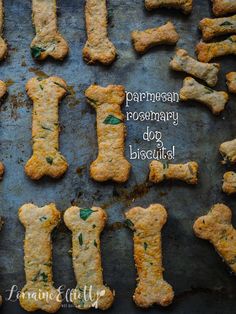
[180,77,228,115]
[83,0,116,65]
[85,84,131,183]
[220,138,236,164]
[31,0,68,60]
[0,0,7,60]
[19,203,61,313]
[226,72,236,93]
[145,0,192,14]
[212,0,236,17]
[0,80,7,180]
[25,76,68,180]
[64,206,114,310]
[193,203,236,273]
[170,48,220,87]
[222,172,236,195]
[125,204,174,308]
[149,160,198,184]
[199,15,236,41]
[131,22,179,54]
[196,36,236,63]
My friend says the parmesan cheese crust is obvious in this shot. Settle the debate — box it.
[193,204,236,273]
[223,172,236,195]
[131,22,179,54]
[226,72,236,93]
[145,0,192,14]
[64,206,114,310]
[31,0,69,60]
[212,0,236,17]
[125,204,174,308]
[0,0,6,60]
[25,76,68,180]
[0,80,7,180]
[220,138,236,164]
[18,203,61,313]
[85,84,131,183]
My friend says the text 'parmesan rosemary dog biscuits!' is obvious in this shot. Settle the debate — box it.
[193,204,236,273]
[170,49,220,87]
[25,76,68,180]
[31,0,69,60]
[212,0,236,17]
[145,0,192,14]
[83,0,116,65]
[220,138,236,164]
[199,15,236,41]
[196,36,236,63]
[64,206,114,310]
[85,84,131,183]
[131,22,179,54]
[125,204,174,308]
[19,203,61,313]
[226,72,236,93]
[0,0,7,60]
[149,160,198,184]
[0,80,7,180]
[223,172,236,195]
[180,77,228,115]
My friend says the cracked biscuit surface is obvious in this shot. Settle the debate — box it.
[212,0,236,17]
[145,0,192,14]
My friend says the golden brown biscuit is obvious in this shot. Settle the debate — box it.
[0,0,6,60]
[196,36,236,63]
[222,172,236,195]
[145,0,192,14]
[199,15,236,41]
[85,84,131,183]
[131,22,179,54]
[212,0,236,17]
[18,203,61,313]
[149,160,198,184]
[64,206,114,310]
[31,0,69,60]
[83,0,116,65]
[170,48,220,87]
[180,77,228,115]
[193,204,236,273]
[125,204,174,308]
[220,138,236,164]
[226,72,236,93]
[0,80,7,180]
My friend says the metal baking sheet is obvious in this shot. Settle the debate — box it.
[0,0,236,313]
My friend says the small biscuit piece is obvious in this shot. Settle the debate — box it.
[145,0,192,14]
[19,203,61,313]
[193,204,236,273]
[64,206,114,310]
[85,84,131,183]
[31,0,69,60]
[170,48,220,87]
[0,80,7,180]
[196,36,236,63]
[226,72,236,93]
[83,0,116,65]
[0,0,7,60]
[131,22,179,54]
[149,160,198,184]
[180,77,228,115]
[25,76,68,180]
[222,172,236,195]
[199,15,236,41]
[125,204,174,308]
[220,138,236,164]
[212,0,236,17]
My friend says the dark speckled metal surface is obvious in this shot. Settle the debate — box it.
[0,0,236,313]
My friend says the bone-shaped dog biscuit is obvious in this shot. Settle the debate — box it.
[19,203,61,313]
[0,80,7,180]
[220,138,236,164]
[149,160,198,184]
[131,22,179,54]
[212,0,236,17]
[145,0,192,14]
[196,36,236,63]
[64,206,114,310]
[31,0,69,60]
[222,172,236,195]
[199,15,236,41]
[83,0,116,65]
[226,72,236,93]
[85,84,131,183]
[180,77,228,115]
[125,204,174,308]
[0,0,6,60]
[170,49,220,87]
[193,204,236,273]
[25,76,68,180]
